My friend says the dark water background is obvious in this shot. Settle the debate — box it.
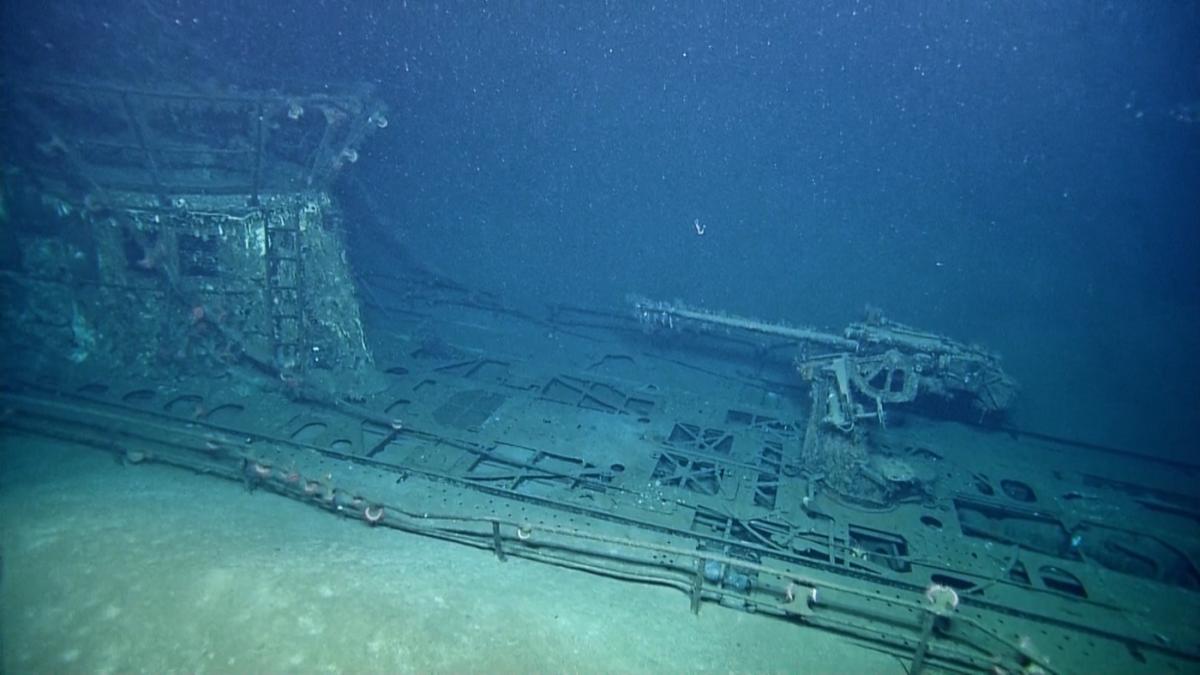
[4,2,1198,457]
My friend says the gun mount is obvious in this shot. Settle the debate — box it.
[633,297,1017,432]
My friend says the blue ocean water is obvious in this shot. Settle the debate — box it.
[3,1,1197,454]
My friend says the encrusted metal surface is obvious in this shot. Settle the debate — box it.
[0,185,379,396]
[4,299,1197,674]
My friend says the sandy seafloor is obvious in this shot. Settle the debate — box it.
[0,431,900,674]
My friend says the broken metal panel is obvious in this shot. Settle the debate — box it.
[0,182,376,397]
[0,76,387,396]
